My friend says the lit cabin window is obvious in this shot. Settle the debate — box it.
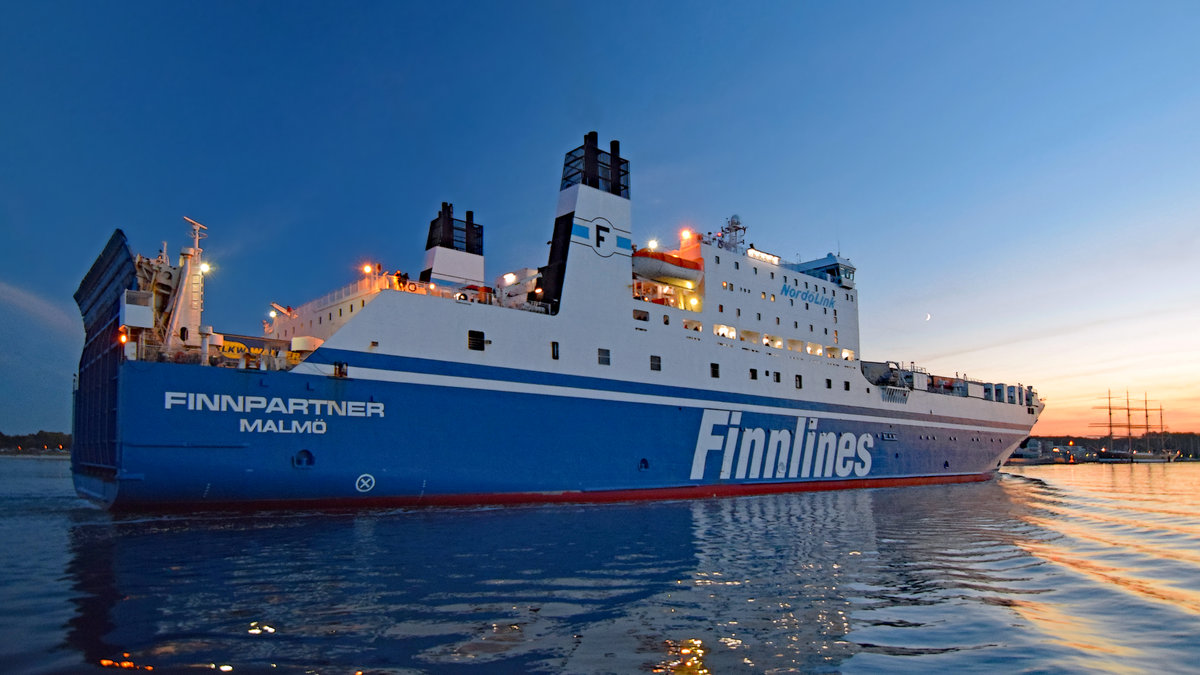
[597,348,611,365]
[467,330,486,351]
[650,355,661,371]
[761,292,766,299]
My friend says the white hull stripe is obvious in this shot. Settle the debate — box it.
[314,363,1027,435]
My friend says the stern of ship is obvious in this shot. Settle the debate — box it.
[72,230,138,508]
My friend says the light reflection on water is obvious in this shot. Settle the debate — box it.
[3,459,1200,673]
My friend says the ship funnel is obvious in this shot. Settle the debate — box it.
[560,131,629,198]
[420,202,485,286]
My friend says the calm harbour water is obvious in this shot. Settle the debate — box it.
[2,457,1198,674]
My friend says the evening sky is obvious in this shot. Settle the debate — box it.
[2,1,1198,435]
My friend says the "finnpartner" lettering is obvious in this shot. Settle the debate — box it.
[690,409,872,480]
[164,392,385,418]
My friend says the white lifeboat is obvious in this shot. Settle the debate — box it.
[632,249,703,286]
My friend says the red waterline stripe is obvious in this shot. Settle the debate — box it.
[110,472,995,512]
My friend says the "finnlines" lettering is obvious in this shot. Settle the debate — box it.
[690,409,872,480]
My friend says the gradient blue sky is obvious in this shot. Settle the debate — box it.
[2,1,1198,435]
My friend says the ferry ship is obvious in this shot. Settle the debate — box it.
[72,132,1042,510]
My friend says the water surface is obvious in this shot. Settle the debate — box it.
[2,457,1197,673]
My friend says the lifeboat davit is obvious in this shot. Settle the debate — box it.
[632,249,703,286]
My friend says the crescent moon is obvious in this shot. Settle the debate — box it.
[924,313,932,321]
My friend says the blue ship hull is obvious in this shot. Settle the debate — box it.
[72,359,1025,510]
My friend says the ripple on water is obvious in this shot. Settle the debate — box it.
[3,458,1200,673]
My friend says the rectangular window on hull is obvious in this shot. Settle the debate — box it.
[795,375,802,389]
[710,363,720,378]
[650,355,661,371]
[551,341,559,360]
[598,348,611,365]
[468,330,486,351]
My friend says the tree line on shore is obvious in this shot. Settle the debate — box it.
[0,430,72,453]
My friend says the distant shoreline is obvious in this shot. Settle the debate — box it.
[0,451,70,459]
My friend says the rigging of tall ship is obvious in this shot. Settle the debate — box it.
[71,131,1043,510]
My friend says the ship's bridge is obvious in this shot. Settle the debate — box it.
[789,253,855,290]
